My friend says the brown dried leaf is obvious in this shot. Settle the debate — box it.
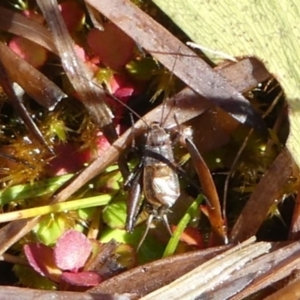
[0,41,65,109]
[86,0,267,134]
[230,149,294,242]
[185,138,227,243]
[0,6,56,54]
[0,57,50,150]
[0,285,131,300]
[90,244,230,297]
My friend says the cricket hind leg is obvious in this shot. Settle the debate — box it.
[124,162,144,232]
[117,113,140,181]
[171,114,214,208]
[122,113,146,232]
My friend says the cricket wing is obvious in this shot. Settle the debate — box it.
[145,165,180,208]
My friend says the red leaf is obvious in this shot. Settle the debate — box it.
[59,1,85,32]
[54,230,92,272]
[24,243,56,277]
[87,23,134,70]
[173,226,204,248]
[60,271,102,286]
[47,143,91,176]
[109,74,135,98]
[9,36,47,68]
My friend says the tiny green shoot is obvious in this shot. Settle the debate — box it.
[163,194,204,257]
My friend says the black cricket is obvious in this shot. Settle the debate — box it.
[124,119,181,248]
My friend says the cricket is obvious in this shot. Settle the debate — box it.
[109,68,209,249]
[124,118,181,249]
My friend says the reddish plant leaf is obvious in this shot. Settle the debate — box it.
[47,143,91,176]
[108,74,134,96]
[73,44,100,73]
[9,36,47,68]
[24,243,56,277]
[172,226,204,248]
[60,271,102,287]
[54,230,92,272]
[59,1,85,32]
[105,74,137,124]
[95,130,115,156]
[87,23,134,70]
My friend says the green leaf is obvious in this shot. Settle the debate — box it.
[100,226,165,263]
[163,194,204,257]
[153,0,300,166]
[0,174,73,205]
[102,198,127,229]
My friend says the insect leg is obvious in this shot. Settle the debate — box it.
[137,213,154,251]
[161,211,173,236]
[124,162,144,232]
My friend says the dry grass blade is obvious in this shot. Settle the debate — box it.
[92,240,300,299]
[0,286,132,300]
[37,0,116,142]
[264,277,300,300]
[230,148,295,242]
[0,217,39,256]
[230,240,300,299]
[185,138,227,243]
[90,245,231,297]
[85,3,104,31]
[141,237,271,300]
[0,41,65,109]
[0,56,50,150]
[0,6,56,54]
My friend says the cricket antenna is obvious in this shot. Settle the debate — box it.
[106,91,150,129]
[78,74,150,129]
[160,47,181,126]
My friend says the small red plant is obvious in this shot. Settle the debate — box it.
[24,230,101,287]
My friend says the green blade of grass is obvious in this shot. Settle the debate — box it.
[163,194,204,257]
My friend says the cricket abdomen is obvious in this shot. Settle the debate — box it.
[144,163,180,208]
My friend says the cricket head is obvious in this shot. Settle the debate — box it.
[146,122,171,147]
